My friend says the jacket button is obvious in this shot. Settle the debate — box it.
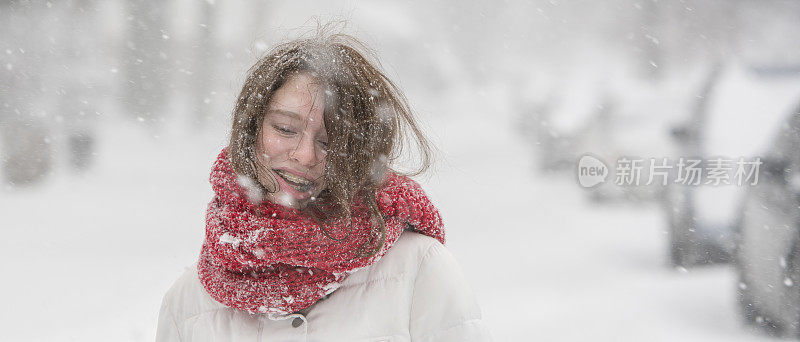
[291,317,303,328]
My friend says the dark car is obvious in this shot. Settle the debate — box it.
[665,64,800,267]
[736,107,800,337]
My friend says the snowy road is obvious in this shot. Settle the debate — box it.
[0,106,781,341]
[424,112,777,342]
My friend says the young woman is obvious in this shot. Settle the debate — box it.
[156,33,491,342]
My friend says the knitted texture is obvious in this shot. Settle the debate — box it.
[197,149,445,317]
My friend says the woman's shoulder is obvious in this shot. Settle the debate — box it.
[389,230,456,269]
[379,230,444,265]
[391,231,467,282]
[392,230,444,258]
[338,230,452,287]
[160,264,228,321]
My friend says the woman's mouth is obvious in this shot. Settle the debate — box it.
[273,169,314,193]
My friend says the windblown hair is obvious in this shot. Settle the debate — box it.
[228,33,432,256]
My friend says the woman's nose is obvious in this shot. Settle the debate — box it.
[289,132,321,167]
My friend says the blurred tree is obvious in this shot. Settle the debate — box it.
[659,0,741,71]
[190,0,217,127]
[54,0,101,172]
[123,0,171,129]
[636,0,663,80]
[0,0,53,186]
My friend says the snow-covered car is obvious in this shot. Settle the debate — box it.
[523,69,701,203]
[580,78,697,203]
[664,63,800,267]
[736,106,800,337]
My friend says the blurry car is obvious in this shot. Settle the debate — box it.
[736,105,800,337]
[664,63,800,267]
[522,68,702,203]
[521,74,609,174]
[581,81,693,203]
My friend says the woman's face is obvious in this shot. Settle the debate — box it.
[256,73,328,208]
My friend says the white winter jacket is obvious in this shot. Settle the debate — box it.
[156,231,492,342]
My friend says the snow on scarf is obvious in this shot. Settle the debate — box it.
[197,148,445,317]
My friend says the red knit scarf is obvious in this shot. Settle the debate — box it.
[197,149,445,316]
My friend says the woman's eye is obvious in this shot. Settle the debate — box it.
[318,140,329,149]
[273,125,296,135]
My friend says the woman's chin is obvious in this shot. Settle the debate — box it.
[266,191,303,209]
[265,189,322,209]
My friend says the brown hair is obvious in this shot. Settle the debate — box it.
[228,32,432,256]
